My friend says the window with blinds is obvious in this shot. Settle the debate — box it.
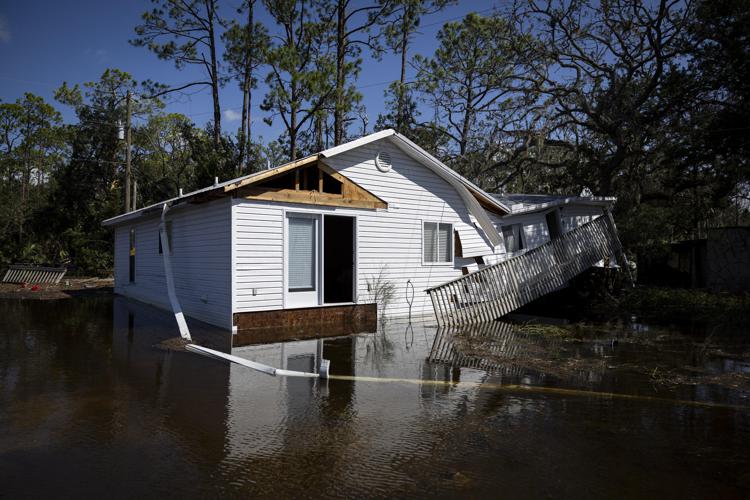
[423,222,453,264]
[288,217,316,290]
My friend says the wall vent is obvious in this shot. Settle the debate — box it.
[375,151,392,172]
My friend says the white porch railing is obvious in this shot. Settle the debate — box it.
[426,212,624,326]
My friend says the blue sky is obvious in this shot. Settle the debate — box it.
[0,0,499,142]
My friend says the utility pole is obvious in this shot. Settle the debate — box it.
[125,91,132,213]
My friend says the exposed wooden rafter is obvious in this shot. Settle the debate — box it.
[234,159,387,210]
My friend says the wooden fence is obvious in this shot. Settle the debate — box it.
[1,265,67,285]
[426,212,623,326]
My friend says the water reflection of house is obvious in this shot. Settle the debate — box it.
[111,297,231,459]
[102,130,616,339]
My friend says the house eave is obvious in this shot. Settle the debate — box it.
[505,196,617,216]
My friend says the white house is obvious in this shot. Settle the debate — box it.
[102,130,616,337]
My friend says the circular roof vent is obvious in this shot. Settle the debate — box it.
[375,151,392,173]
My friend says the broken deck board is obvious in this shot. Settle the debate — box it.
[426,213,624,326]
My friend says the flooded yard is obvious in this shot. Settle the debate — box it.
[1,295,750,498]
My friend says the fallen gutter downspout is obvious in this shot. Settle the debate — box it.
[160,203,191,340]
[389,133,504,248]
[161,201,330,378]
[186,344,330,379]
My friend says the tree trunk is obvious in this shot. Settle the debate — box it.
[334,0,346,145]
[237,1,255,174]
[246,0,255,168]
[238,86,248,175]
[315,113,324,151]
[207,0,222,148]
[290,84,298,160]
[397,11,409,132]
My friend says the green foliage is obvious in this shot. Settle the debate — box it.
[412,13,534,187]
[131,0,223,145]
[0,93,64,267]
[2,1,749,279]
[222,1,270,173]
[621,287,750,322]
[261,0,336,159]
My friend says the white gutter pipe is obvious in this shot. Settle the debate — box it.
[159,203,331,378]
[186,344,331,379]
[160,203,191,340]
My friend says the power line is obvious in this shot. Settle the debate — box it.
[420,5,500,29]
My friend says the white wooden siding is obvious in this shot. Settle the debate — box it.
[322,140,488,319]
[560,205,603,231]
[489,212,549,253]
[455,219,495,257]
[232,139,491,320]
[113,225,129,287]
[233,199,285,312]
[112,198,232,329]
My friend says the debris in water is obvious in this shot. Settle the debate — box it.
[154,337,192,351]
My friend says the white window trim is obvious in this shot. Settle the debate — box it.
[421,220,454,266]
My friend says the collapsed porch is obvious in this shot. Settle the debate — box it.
[426,213,625,326]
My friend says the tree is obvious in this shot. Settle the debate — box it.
[327,0,392,145]
[678,0,750,227]
[510,0,691,196]
[131,0,224,147]
[222,0,270,173]
[379,0,454,132]
[0,94,63,264]
[413,13,533,185]
[49,70,160,274]
[261,0,336,160]
[131,112,199,204]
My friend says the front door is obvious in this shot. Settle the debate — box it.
[323,215,355,304]
[286,213,320,307]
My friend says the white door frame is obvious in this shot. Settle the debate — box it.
[282,208,358,309]
[284,212,322,308]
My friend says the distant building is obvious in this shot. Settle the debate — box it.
[664,227,750,293]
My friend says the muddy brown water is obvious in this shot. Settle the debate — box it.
[1,295,750,499]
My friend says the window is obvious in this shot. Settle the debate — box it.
[158,221,173,254]
[129,228,136,283]
[545,210,562,240]
[288,216,317,291]
[423,222,453,264]
[502,224,525,253]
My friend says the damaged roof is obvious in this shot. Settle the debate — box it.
[102,129,511,243]
[492,193,616,215]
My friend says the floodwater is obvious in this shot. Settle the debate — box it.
[1,296,749,499]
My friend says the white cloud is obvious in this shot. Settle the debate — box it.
[224,109,241,121]
[0,15,10,43]
[84,47,109,62]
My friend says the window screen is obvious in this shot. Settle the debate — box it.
[129,228,136,283]
[288,217,316,290]
[423,222,452,263]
